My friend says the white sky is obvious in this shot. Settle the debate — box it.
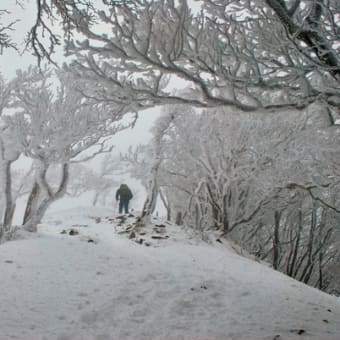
[0,1,39,80]
[0,0,203,80]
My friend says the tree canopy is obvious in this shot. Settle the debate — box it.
[1,1,339,117]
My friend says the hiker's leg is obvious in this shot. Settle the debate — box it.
[119,201,123,214]
[124,201,129,214]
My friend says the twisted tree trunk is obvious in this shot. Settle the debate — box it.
[23,163,69,232]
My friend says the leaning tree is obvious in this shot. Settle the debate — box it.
[6,66,133,232]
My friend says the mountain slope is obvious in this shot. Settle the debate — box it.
[0,206,339,339]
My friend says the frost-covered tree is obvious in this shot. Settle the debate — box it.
[0,124,22,237]
[142,105,339,291]
[0,73,13,116]
[56,0,338,120]
[0,8,17,53]
[0,74,21,238]
[2,1,339,119]
[264,0,340,80]
[258,189,339,292]
[119,106,184,223]
[138,112,176,222]
[150,109,274,232]
[8,67,132,231]
[67,154,122,207]
[0,1,92,63]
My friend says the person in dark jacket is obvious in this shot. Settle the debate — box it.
[115,184,133,214]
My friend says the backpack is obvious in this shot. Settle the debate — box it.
[119,184,132,199]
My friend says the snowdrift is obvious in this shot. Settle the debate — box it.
[0,206,339,339]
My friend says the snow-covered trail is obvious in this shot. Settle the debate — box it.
[0,206,339,339]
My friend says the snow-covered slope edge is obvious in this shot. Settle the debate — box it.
[0,206,339,339]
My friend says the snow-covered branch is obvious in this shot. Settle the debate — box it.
[1,66,134,232]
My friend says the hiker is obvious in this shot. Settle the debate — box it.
[115,184,133,214]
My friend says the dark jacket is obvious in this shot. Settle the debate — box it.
[116,184,133,202]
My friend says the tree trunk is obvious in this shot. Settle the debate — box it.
[286,210,302,277]
[159,187,171,221]
[92,192,99,206]
[0,160,17,236]
[23,182,40,227]
[273,210,281,270]
[205,182,222,230]
[175,211,183,225]
[141,177,159,219]
[222,192,229,233]
[300,202,317,284]
[23,163,69,232]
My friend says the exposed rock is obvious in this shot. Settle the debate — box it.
[153,226,166,234]
[290,329,305,335]
[128,231,136,239]
[151,235,169,240]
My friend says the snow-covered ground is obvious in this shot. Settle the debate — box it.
[0,206,339,339]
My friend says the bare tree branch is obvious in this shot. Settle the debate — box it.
[284,182,340,213]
